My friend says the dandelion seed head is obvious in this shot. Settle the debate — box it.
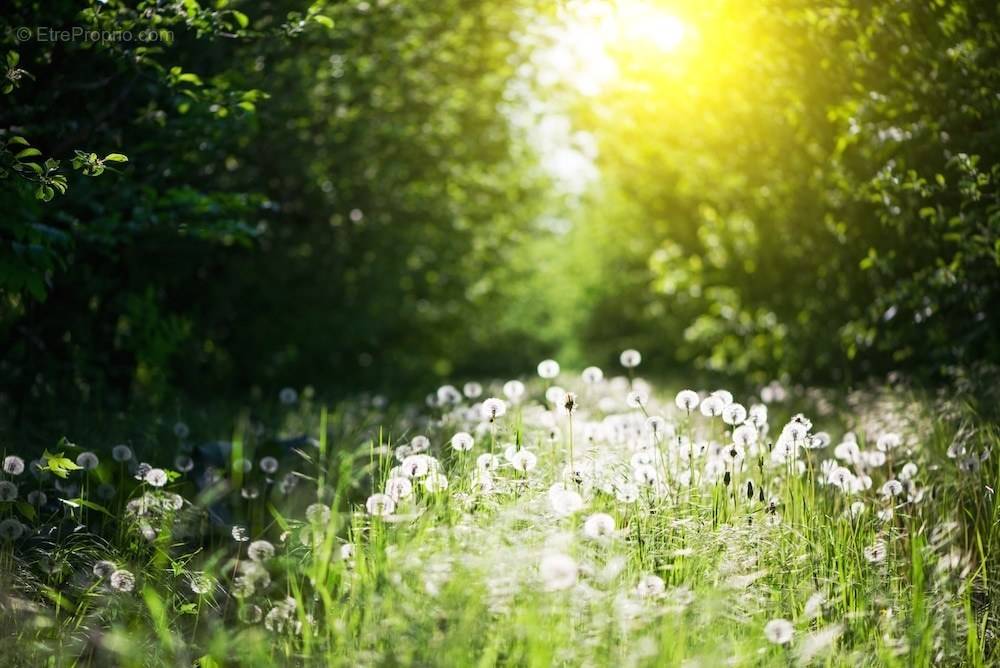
[111,445,133,463]
[385,476,413,501]
[722,402,747,426]
[306,503,331,525]
[764,618,794,644]
[259,456,279,474]
[675,390,700,412]
[174,455,194,473]
[463,382,483,399]
[279,387,298,405]
[619,349,642,368]
[636,574,666,598]
[109,569,136,592]
[0,481,18,502]
[482,397,508,421]
[0,518,24,541]
[3,455,25,476]
[232,525,250,542]
[539,553,577,591]
[582,366,604,384]
[582,512,615,539]
[510,449,538,473]
[144,468,168,487]
[537,359,561,379]
[625,390,647,409]
[366,493,396,516]
[93,560,116,578]
[76,451,100,470]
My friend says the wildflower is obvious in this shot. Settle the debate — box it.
[675,390,700,413]
[510,449,538,473]
[732,424,758,448]
[582,366,604,384]
[849,501,866,518]
[481,398,508,421]
[401,454,433,478]
[3,455,25,476]
[537,359,561,379]
[880,480,903,498]
[463,382,483,399]
[339,543,355,561]
[804,591,826,620]
[722,402,747,426]
[109,569,136,592]
[410,435,431,453]
[306,503,331,525]
[899,462,918,481]
[625,390,647,409]
[864,540,888,563]
[366,493,396,517]
[0,481,17,502]
[619,349,642,368]
[279,387,298,404]
[711,389,734,405]
[27,490,46,506]
[615,483,640,503]
[0,518,24,541]
[385,477,413,501]
[548,484,584,516]
[164,493,183,510]
[636,574,666,598]
[232,525,250,542]
[764,618,794,645]
[188,573,214,595]
[93,560,116,578]
[111,445,133,463]
[582,513,615,539]
[545,386,567,406]
[422,472,449,493]
[476,453,501,471]
[502,381,525,401]
[876,433,902,452]
[436,384,462,406]
[248,540,275,562]
[76,451,100,470]
[144,468,168,488]
[259,456,279,474]
[539,553,577,591]
[834,440,860,463]
[449,432,474,452]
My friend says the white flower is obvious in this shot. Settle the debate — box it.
[711,389,734,405]
[722,402,747,425]
[463,382,483,399]
[450,432,474,452]
[548,484,584,516]
[481,397,508,421]
[232,526,250,542]
[111,445,133,463]
[732,424,758,447]
[422,472,449,493]
[436,385,462,406]
[259,456,279,474]
[502,380,525,401]
[365,493,396,517]
[699,396,724,417]
[400,454,433,478]
[804,591,826,619]
[539,553,577,591]
[582,366,604,383]
[3,455,25,475]
[899,462,918,481]
[876,433,902,452]
[248,540,276,562]
[625,391,647,409]
[144,468,168,488]
[880,480,903,498]
[675,390,700,412]
[385,477,413,501]
[582,513,615,539]
[619,349,641,368]
[636,574,665,598]
[764,618,794,645]
[545,386,567,406]
[510,449,538,473]
[864,541,887,563]
[476,453,501,471]
[410,435,431,453]
[306,503,331,524]
[110,569,136,592]
[537,359,561,379]
[76,451,100,470]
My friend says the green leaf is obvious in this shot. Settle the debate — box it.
[40,449,83,479]
[104,153,128,163]
[63,497,114,517]
[7,136,30,146]
[313,15,334,29]
[231,10,249,28]
[15,147,42,159]
[6,51,18,67]
[15,502,36,521]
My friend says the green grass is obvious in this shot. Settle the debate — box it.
[0,375,997,667]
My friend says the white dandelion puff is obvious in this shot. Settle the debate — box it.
[582,513,615,539]
[3,455,25,476]
[582,366,604,384]
[366,493,396,517]
[764,618,794,645]
[144,468,168,488]
[539,553,577,591]
[481,397,508,421]
[537,359,561,379]
[619,349,642,368]
[109,569,136,592]
[675,390,700,413]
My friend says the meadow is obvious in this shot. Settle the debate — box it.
[1,353,996,666]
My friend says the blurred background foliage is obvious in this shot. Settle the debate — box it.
[1,0,999,422]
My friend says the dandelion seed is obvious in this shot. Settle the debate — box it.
[582,366,604,384]
[545,385,567,406]
[232,525,250,542]
[27,490,47,506]
[144,468,168,487]
[502,380,525,401]
[279,387,298,405]
[366,493,396,517]
[698,396,724,418]
[675,390,700,413]
[76,452,99,470]
[764,618,794,645]
[876,433,902,452]
[306,503,331,525]
[3,455,25,476]
[899,462,918,481]
[401,454,433,478]
[510,449,538,473]
[259,456,279,474]
[0,518,24,541]
[463,382,483,399]
[864,541,887,563]
[109,569,136,592]
[174,455,194,472]
[619,349,642,368]
[476,453,501,471]
[451,432,474,452]
[849,501,866,518]
[626,390,647,409]
[111,445,133,462]
[548,483,584,516]
[0,481,18,502]
[422,472,449,493]
[410,435,431,453]
[722,402,747,426]
[732,424,758,447]
[188,573,214,595]
[880,480,903,498]
[583,513,615,539]
[538,359,560,379]
[93,560,116,578]
[539,553,577,591]
[636,574,666,598]
[385,476,413,501]
[248,540,275,562]
[615,483,640,503]
[481,397,508,421]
